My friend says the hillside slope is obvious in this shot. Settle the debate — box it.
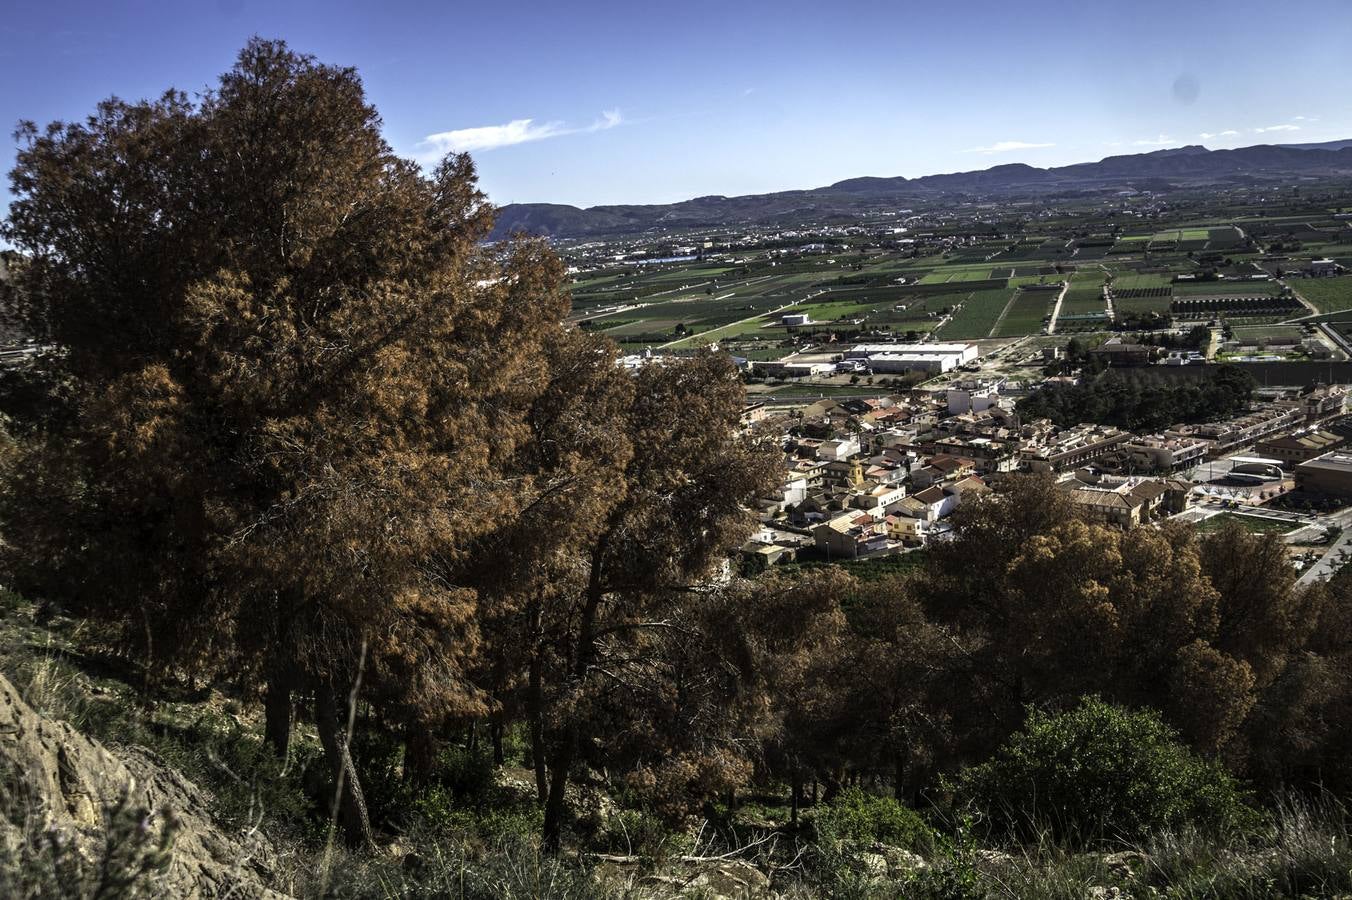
[491,140,1352,239]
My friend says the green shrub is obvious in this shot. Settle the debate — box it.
[435,744,496,803]
[595,807,688,860]
[947,696,1258,846]
[412,786,542,843]
[815,787,936,853]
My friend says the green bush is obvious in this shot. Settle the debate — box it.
[947,696,1258,846]
[815,787,936,853]
[435,744,496,803]
[412,786,542,843]
[595,807,688,860]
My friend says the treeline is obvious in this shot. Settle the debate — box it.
[1017,365,1255,432]
[2,40,1351,867]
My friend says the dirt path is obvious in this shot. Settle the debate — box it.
[1045,280,1071,334]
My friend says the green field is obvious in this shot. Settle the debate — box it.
[1195,513,1299,535]
[1229,324,1306,343]
[1294,276,1352,314]
[936,288,1016,339]
[1173,280,1280,297]
[1059,273,1106,316]
[993,289,1054,337]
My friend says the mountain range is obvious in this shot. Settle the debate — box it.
[490,140,1352,240]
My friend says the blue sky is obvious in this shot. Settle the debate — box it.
[4,0,1352,209]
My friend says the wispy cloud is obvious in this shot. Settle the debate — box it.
[961,140,1055,154]
[1133,134,1178,147]
[416,109,624,160]
[1254,123,1300,133]
[1200,129,1240,140]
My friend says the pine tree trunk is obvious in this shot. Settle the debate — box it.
[404,726,437,788]
[315,680,374,848]
[528,656,548,804]
[544,539,608,854]
[893,746,908,801]
[263,671,293,758]
[542,741,573,854]
[527,597,548,804]
[491,718,505,767]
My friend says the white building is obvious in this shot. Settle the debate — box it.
[947,385,999,416]
[844,342,979,373]
[817,437,862,461]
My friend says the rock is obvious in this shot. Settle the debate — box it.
[0,673,284,898]
[875,843,928,874]
[856,851,889,879]
[594,855,772,899]
[974,848,1015,866]
[1101,850,1148,878]
[684,859,771,898]
[1088,887,1124,900]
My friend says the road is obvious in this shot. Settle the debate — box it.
[1044,279,1071,335]
[1297,506,1352,585]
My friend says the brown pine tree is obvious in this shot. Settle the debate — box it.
[1,39,569,845]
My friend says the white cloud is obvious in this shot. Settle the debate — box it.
[416,109,624,160]
[1200,129,1240,140]
[1132,134,1178,147]
[1255,124,1301,133]
[961,140,1055,154]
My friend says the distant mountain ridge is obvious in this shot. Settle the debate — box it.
[490,140,1352,240]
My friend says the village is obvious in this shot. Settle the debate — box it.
[737,341,1352,582]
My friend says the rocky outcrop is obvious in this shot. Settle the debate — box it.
[0,673,284,898]
[593,854,773,899]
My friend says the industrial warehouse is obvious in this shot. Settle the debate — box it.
[750,341,981,378]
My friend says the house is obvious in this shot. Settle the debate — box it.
[1255,430,1344,467]
[895,485,955,523]
[1123,434,1209,472]
[851,482,907,516]
[1065,477,1192,527]
[947,384,999,416]
[885,514,926,545]
[822,458,865,489]
[1302,385,1347,421]
[1020,425,1133,472]
[1067,486,1144,528]
[1089,337,1157,367]
[739,541,798,573]
[813,513,890,559]
[944,475,990,504]
[816,437,862,461]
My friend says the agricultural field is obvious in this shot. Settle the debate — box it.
[935,288,1016,340]
[1173,280,1280,297]
[993,289,1055,337]
[1292,276,1352,314]
[1059,273,1107,316]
